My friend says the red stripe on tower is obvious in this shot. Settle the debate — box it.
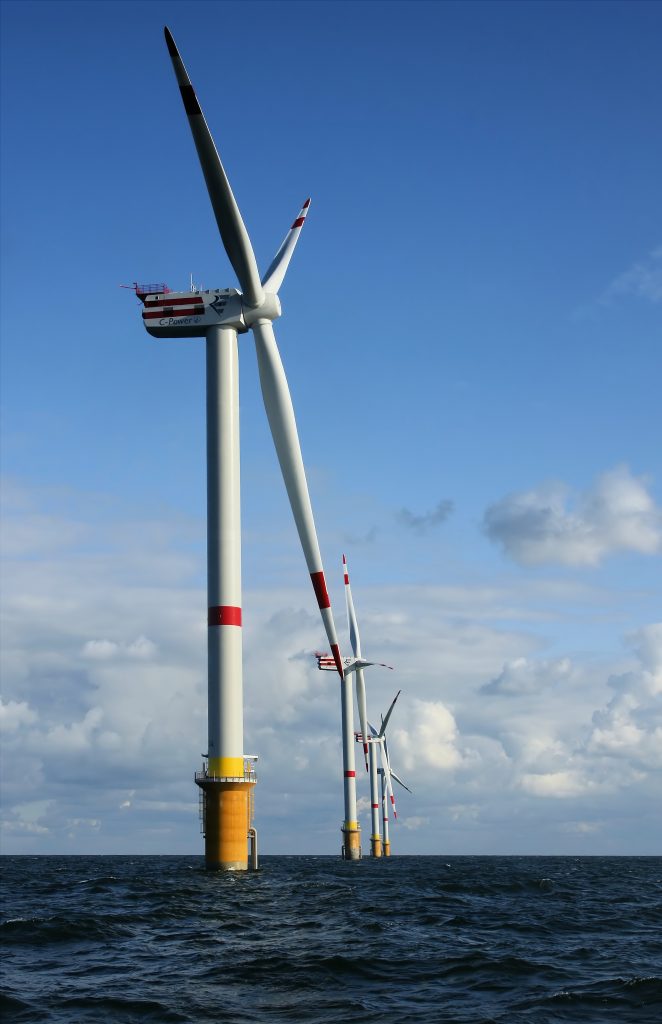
[208,606,242,626]
[344,770,356,778]
[310,571,330,609]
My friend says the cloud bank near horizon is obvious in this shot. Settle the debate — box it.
[2,476,660,855]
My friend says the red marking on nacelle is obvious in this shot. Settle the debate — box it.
[143,308,202,320]
[144,296,203,308]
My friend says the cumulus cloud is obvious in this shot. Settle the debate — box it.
[391,699,463,773]
[396,499,454,534]
[507,624,662,801]
[601,246,662,305]
[2,478,660,855]
[483,465,662,566]
[81,636,157,660]
[481,656,573,696]
[628,622,662,689]
[400,815,430,831]
[519,769,592,798]
[586,623,662,768]
[0,699,38,731]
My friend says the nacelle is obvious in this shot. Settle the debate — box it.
[141,288,280,338]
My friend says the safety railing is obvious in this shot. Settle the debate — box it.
[194,759,257,785]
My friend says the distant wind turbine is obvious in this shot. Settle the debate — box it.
[316,554,393,858]
[368,692,412,856]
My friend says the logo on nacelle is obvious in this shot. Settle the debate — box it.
[210,295,228,316]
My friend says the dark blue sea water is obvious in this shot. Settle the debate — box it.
[2,856,661,1023]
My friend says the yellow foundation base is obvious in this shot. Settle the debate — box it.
[341,823,361,861]
[198,779,251,870]
[383,839,391,857]
[370,835,383,858]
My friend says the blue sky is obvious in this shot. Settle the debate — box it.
[1,0,661,856]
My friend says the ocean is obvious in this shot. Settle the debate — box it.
[2,855,661,1023]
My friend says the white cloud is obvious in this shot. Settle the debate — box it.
[391,699,463,773]
[481,656,573,696]
[601,246,662,304]
[37,707,105,756]
[1,478,660,855]
[81,635,157,660]
[400,815,430,831]
[586,623,662,768]
[628,622,662,691]
[483,465,662,566]
[82,640,120,660]
[520,769,593,798]
[0,699,37,731]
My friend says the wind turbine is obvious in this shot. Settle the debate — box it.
[316,554,392,858]
[367,692,412,856]
[313,643,387,860]
[137,27,345,870]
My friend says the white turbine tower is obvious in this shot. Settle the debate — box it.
[368,692,412,857]
[137,27,345,871]
[316,554,392,858]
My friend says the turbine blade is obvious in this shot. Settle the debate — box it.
[379,690,401,738]
[163,27,264,307]
[343,554,362,658]
[389,768,412,794]
[355,666,370,772]
[252,318,342,676]
[343,555,368,768]
[381,741,398,820]
[261,199,311,293]
[353,658,393,671]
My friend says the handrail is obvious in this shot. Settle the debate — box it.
[194,769,257,784]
